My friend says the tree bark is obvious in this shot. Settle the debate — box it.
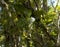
[43,0,47,12]
[57,13,60,47]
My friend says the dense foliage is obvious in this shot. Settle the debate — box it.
[0,0,60,47]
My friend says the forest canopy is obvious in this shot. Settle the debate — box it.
[0,0,60,47]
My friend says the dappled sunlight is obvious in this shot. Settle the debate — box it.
[0,0,60,47]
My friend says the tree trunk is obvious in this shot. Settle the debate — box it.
[57,13,60,47]
[43,0,47,12]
